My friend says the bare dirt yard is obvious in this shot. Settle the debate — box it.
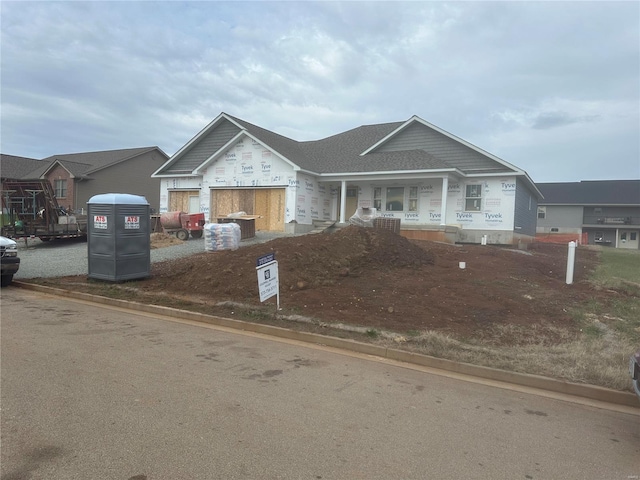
[54,226,605,344]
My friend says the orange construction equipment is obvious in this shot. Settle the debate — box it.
[159,211,206,240]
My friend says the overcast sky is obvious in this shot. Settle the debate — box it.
[1,1,638,183]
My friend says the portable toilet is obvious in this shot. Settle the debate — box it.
[87,193,150,282]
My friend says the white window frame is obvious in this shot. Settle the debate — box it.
[372,186,420,213]
[465,184,482,212]
[54,179,67,198]
[537,206,546,219]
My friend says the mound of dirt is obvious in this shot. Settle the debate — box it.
[131,225,605,340]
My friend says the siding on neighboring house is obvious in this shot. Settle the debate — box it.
[583,206,640,225]
[375,122,506,172]
[537,206,584,233]
[75,150,163,212]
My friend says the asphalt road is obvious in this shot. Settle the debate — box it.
[1,287,639,480]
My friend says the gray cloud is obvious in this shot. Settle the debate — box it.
[1,1,638,182]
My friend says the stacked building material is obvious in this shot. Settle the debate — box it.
[203,223,241,251]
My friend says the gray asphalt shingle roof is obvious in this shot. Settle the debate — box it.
[226,115,451,173]
[0,154,46,180]
[35,147,160,178]
[537,180,640,205]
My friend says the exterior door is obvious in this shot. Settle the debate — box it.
[346,187,358,219]
[618,230,639,249]
[169,190,199,213]
[255,189,285,232]
[188,195,199,214]
[210,188,285,232]
[337,187,358,221]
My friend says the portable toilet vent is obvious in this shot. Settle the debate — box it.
[87,193,150,282]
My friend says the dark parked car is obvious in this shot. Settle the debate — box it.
[0,235,20,286]
[630,349,640,400]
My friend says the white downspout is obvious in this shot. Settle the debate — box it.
[440,176,449,226]
[339,180,347,224]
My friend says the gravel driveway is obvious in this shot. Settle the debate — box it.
[13,231,300,280]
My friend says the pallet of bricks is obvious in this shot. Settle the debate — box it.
[373,217,401,234]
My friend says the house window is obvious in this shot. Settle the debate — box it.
[595,231,604,242]
[408,187,418,212]
[631,233,637,241]
[465,184,482,212]
[537,206,546,219]
[551,228,559,232]
[54,179,67,198]
[373,188,382,210]
[386,187,404,211]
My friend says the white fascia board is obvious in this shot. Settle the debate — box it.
[361,115,524,176]
[153,113,236,177]
[319,167,461,178]
[154,173,200,178]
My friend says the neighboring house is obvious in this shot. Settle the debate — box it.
[2,147,169,213]
[153,113,542,245]
[1,154,47,223]
[536,180,640,249]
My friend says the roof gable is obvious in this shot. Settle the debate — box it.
[363,116,520,174]
[155,116,243,176]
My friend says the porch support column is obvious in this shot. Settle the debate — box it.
[339,180,347,223]
[440,176,449,226]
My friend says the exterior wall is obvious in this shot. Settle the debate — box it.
[349,176,517,234]
[584,228,617,247]
[288,173,334,226]
[536,205,583,233]
[513,178,538,236]
[45,165,75,212]
[76,150,165,213]
[583,206,640,226]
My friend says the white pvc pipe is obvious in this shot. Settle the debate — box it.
[566,241,576,285]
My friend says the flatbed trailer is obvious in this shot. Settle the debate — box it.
[1,180,88,242]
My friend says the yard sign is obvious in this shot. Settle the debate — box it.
[256,253,279,309]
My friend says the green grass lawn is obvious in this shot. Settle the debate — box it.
[591,247,640,290]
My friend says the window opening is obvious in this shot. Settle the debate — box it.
[465,184,482,212]
[408,187,418,212]
[386,187,404,211]
[373,188,382,210]
[54,179,67,198]
[537,206,546,219]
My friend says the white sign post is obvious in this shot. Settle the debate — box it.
[256,253,280,309]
